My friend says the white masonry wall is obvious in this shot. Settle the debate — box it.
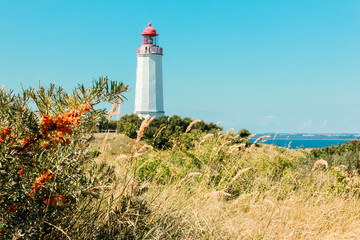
[134,53,164,118]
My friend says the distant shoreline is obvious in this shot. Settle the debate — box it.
[248,138,354,149]
[251,139,358,141]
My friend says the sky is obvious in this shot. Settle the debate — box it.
[0,0,359,133]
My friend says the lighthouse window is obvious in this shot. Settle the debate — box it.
[142,36,157,45]
[143,36,152,44]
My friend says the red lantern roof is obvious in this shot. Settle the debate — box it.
[141,23,158,36]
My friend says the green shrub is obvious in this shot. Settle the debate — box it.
[116,114,143,138]
[0,77,129,239]
[238,129,251,138]
[117,114,223,149]
[310,140,360,171]
[98,116,118,131]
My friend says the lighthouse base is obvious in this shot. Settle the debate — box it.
[135,111,165,119]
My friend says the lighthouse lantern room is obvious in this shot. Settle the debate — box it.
[134,23,164,118]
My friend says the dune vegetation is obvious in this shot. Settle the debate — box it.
[88,127,360,240]
[2,80,360,239]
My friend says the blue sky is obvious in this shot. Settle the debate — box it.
[0,0,359,133]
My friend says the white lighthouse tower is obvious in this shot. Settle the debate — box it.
[134,23,164,118]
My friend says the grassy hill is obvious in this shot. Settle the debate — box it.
[88,130,360,239]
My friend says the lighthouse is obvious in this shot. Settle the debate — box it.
[134,23,164,118]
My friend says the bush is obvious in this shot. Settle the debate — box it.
[238,129,251,138]
[0,77,129,239]
[309,140,360,171]
[117,114,223,149]
[98,117,118,131]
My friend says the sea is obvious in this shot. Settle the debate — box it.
[249,133,360,149]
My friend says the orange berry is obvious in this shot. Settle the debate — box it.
[9,203,18,212]
[18,168,26,176]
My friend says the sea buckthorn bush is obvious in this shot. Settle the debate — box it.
[0,77,129,239]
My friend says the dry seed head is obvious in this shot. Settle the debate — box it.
[252,135,271,145]
[138,144,153,152]
[216,141,231,155]
[185,119,201,133]
[229,167,251,185]
[312,159,328,171]
[199,133,214,146]
[204,191,231,200]
[175,172,202,187]
[135,116,155,152]
[216,121,221,126]
[107,102,117,120]
[154,126,166,141]
[228,143,245,153]
[133,152,142,158]
[249,134,256,138]
[338,165,347,170]
[114,99,123,119]
[226,128,235,135]
[292,172,300,180]
[249,135,270,151]
[101,131,110,152]
[218,134,225,139]
[228,146,238,154]
[136,116,155,143]
[273,132,279,140]
[116,154,128,161]
[187,172,202,178]
[234,193,252,203]
[287,141,292,149]
[202,133,214,141]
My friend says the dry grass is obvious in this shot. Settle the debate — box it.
[185,119,201,133]
[107,98,123,120]
[89,133,133,166]
[229,167,251,185]
[312,159,328,171]
[89,133,360,239]
[145,177,360,239]
[136,116,155,143]
[252,135,271,145]
[273,132,279,140]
